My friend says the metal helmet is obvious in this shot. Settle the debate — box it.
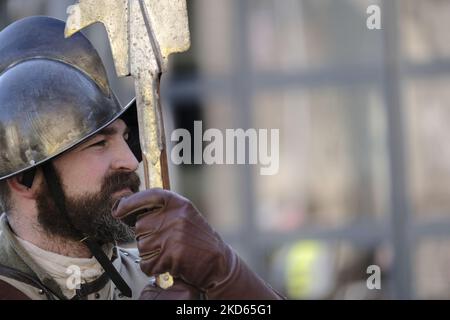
[0,16,140,182]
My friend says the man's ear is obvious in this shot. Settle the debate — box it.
[7,169,43,199]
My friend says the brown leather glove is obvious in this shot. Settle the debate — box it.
[112,189,285,300]
[139,279,201,300]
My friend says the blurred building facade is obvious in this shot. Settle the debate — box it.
[2,0,450,299]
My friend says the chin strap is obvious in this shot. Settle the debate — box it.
[81,238,132,297]
[40,162,132,298]
[20,168,36,189]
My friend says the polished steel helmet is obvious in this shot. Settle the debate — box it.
[0,16,139,181]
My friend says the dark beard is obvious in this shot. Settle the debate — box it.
[36,170,141,244]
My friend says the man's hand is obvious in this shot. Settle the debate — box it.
[112,189,284,299]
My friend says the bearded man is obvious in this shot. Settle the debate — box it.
[0,16,284,300]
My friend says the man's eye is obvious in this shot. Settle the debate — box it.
[91,140,107,148]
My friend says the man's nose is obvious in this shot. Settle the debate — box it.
[111,140,139,172]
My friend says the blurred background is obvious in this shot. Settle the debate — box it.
[3,0,450,299]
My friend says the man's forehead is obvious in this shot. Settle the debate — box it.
[97,119,128,136]
[75,119,128,149]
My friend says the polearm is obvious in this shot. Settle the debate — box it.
[65,0,190,190]
[65,0,191,289]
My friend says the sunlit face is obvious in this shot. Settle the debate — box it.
[53,119,139,199]
[36,119,141,243]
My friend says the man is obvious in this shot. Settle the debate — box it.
[0,16,284,300]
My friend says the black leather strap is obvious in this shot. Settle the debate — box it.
[20,168,36,189]
[82,239,131,298]
[0,263,112,300]
[71,271,110,300]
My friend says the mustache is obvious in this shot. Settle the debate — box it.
[35,169,141,243]
[101,171,141,196]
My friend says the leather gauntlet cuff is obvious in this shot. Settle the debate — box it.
[205,245,286,300]
[139,280,202,300]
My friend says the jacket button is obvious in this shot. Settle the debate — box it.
[38,289,44,295]
[118,293,124,298]
[123,252,129,256]
[95,293,100,299]
[134,259,140,263]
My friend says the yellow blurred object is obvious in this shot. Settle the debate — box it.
[285,241,334,299]
[156,272,174,290]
